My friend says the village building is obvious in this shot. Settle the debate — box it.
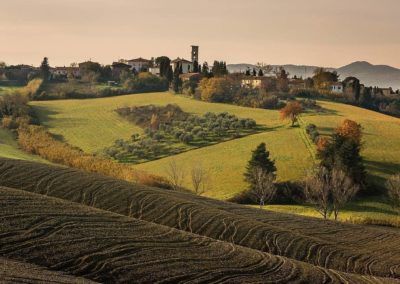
[171,58,193,74]
[288,79,307,90]
[330,82,344,94]
[51,67,80,78]
[381,88,392,96]
[111,62,131,80]
[149,67,161,76]
[241,77,264,88]
[126,57,153,72]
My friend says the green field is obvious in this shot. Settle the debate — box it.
[31,92,400,200]
[0,128,48,162]
[0,85,24,96]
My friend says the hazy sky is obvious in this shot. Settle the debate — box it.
[1,0,400,67]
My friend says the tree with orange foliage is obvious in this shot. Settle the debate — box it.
[318,119,366,189]
[280,101,303,127]
[335,119,362,143]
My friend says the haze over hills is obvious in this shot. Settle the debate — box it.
[227,61,400,90]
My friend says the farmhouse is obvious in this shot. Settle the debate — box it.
[241,77,264,88]
[288,79,306,90]
[149,67,161,76]
[330,82,344,94]
[171,58,193,74]
[51,67,80,78]
[111,62,131,79]
[126,57,153,72]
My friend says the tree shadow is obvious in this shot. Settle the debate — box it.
[364,160,400,176]
[31,105,60,123]
[345,203,397,216]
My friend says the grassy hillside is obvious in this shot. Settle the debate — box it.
[3,186,389,283]
[1,158,399,280]
[0,128,47,162]
[31,92,400,199]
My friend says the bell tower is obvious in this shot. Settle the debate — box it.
[191,45,199,64]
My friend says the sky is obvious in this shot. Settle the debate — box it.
[1,0,400,68]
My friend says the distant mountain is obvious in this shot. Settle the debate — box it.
[227,61,400,90]
[337,61,400,89]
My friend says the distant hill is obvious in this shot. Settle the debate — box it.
[337,61,400,89]
[227,61,400,89]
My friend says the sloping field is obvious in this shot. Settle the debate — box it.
[30,92,400,199]
[0,257,97,283]
[1,158,399,280]
[2,186,389,284]
[0,128,48,162]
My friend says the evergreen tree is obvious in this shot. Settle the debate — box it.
[244,143,277,188]
[179,64,183,74]
[245,68,251,76]
[202,62,210,77]
[172,64,182,93]
[40,57,50,81]
[258,69,264,77]
[193,60,199,73]
[252,68,257,76]
[155,56,171,77]
[166,65,173,84]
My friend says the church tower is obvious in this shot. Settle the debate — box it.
[191,45,199,64]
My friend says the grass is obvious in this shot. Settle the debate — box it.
[264,196,400,228]
[30,92,314,199]
[31,92,400,200]
[0,85,24,96]
[0,128,48,162]
[1,158,399,281]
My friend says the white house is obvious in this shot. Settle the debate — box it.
[171,58,193,74]
[51,67,80,78]
[330,82,343,94]
[241,77,264,88]
[149,67,160,76]
[126,57,152,72]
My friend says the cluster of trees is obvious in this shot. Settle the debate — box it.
[198,76,284,109]
[106,106,258,163]
[242,115,400,220]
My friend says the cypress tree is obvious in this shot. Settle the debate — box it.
[40,57,50,81]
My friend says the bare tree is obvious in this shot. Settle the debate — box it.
[305,167,358,221]
[304,167,331,220]
[386,173,400,213]
[165,159,185,191]
[249,167,276,208]
[256,62,273,75]
[191,163,210,195]
[331,168,359,221]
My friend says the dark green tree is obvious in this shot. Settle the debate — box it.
[40,57,50,81]
[155,56,171,77]
[258,69,264,77]
[244,143,276,188]
[172,64,182,93]
[319,134,365,188]
[202,62,210,77]
[252,68,257,76]
[193,60,199,73]
[245,68,251,76]
[166,65,173,84]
